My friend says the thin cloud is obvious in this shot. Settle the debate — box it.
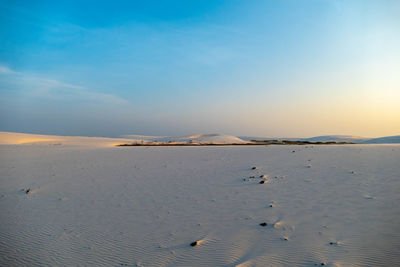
[0,65,19,75]
[0,65,128,105]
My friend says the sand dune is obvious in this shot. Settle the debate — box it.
[3,132,399,147]
[301,135,400,144]
[300,135,369,143]
[361,135,400,144]
[0,131,138,147]
[123,133,248,144]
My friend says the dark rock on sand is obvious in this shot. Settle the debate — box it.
[190,241,198,247]
[259,180,265,184]
[25,189,31,194]
[259,222,267,227]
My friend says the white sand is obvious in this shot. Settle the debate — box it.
[0,134,400,266]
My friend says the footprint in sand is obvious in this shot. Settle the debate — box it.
[20,188,33,195]
[363,194,375,199]
[273,221,295,231]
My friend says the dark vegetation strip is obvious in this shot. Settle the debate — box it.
[116,141,354,146]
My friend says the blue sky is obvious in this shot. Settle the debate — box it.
[1,0,399,137]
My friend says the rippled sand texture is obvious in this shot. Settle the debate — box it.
[1,145,399,266]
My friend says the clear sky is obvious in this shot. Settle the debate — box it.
[0,0,399,138]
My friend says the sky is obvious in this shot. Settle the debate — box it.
[0,0,399,138]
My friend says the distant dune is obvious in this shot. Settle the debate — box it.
[361,135,400,144]
[301,135,400,144]
[0,131,136,147]
[123,133,248,144]
[121,134,166,141]
[156,134,248,144]
[300,135,369,143]
[1,132,399,146]
[0,132,249,146]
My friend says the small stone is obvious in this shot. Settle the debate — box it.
[259,180,265,184]
[292,150,295,153]
[260,175,267,178]
[190,241,198,247]
[269,204,273,207]
[25,189,31,194]
[259,222,267,227]
[251,167,257,170]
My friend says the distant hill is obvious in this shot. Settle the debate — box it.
[239,136,301,141]
[300,135,368,143]
[361,135,400,144]
[123,133,248,144]
[2,131,399,146]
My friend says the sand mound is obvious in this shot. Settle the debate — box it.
[123,133,249,144]
[301,135,368,143]
[302,135,400,144]
[0,132,135,147]
[171,134,248,144]
[361,135,400,144]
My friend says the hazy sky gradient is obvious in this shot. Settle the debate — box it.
[1,0,399,137]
